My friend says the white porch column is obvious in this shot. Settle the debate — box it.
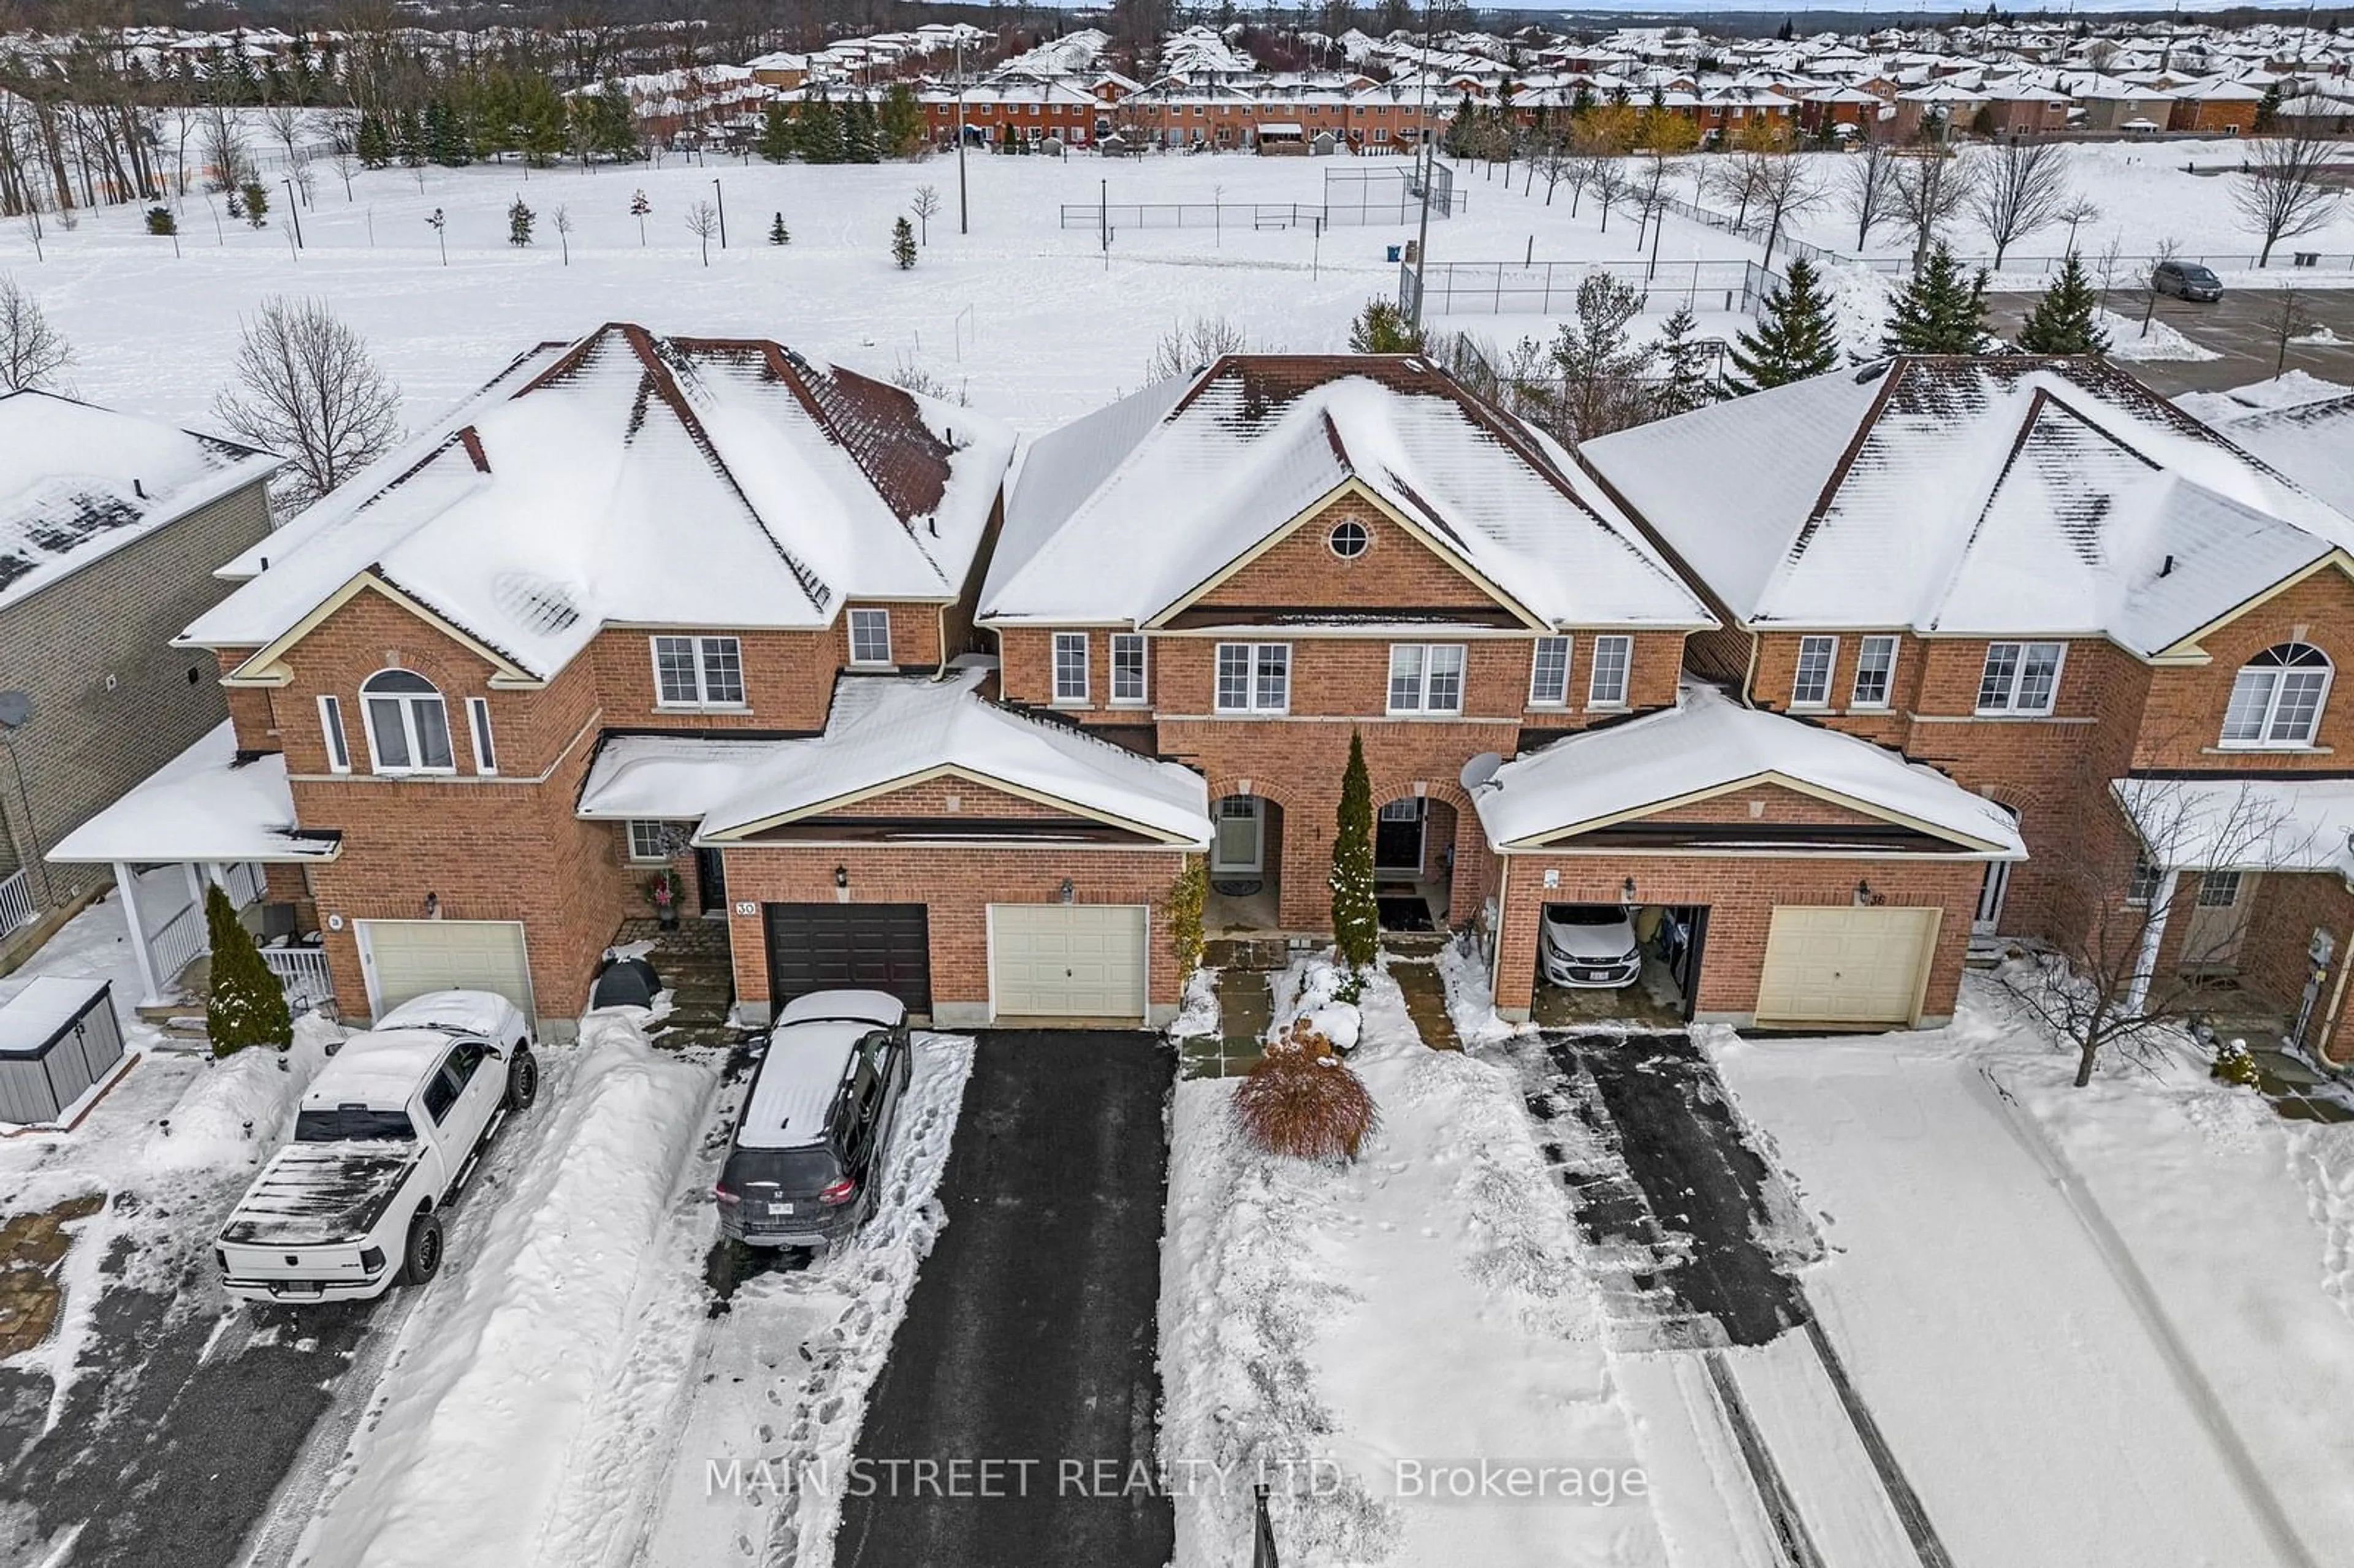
[2124,867,2182,1014]
[115,861,166,1007]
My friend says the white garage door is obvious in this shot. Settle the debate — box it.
[989,905,1149,1021]
[359,919,535,1021]
[1754,906,1940,1029]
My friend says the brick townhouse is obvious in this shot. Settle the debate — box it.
[1582,354,2354,1059]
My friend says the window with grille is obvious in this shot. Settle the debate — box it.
[2220,642,2330,748]
[1976,642,2064,715]
[1852,636,1897,709]
[1588,636,1632,708]
[1215,643,1289,713]
[848,609,893,667]
[1791,636,1838,708]
[1053,633,1089,703]
[652,636,745,707]
[1529,637,1570,707]
[1387,645,1466,714]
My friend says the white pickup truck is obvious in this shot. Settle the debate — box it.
[216,991,538,1305]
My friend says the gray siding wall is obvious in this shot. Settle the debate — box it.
[0,479,275,911]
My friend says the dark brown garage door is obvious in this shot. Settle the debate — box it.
[763,903,932,1013]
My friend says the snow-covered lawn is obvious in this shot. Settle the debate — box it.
[1162,956,1667,1567]
[1712,984,2354,1568]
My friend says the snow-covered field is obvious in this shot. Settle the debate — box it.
[1713,984,2354,1568]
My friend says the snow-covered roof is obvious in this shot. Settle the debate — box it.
[48,721,335,864]
[1477,683,2026,854]
[0,390,279,614]
[583,668,1210,847]
[180,326,1014,680]
[2178,382,2354,521]
[985,356,1713,631]
[2112,775,2354,877]
[1581,357,2354,655]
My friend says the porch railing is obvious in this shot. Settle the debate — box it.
[223,861,264,907]
[149,899,205,988]
[0,868,36,937]
[261,945,335,1011]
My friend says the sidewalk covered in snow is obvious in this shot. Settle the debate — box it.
[48,722,338,1007]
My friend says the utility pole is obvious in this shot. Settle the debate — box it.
[956,35,970,235]
[283,179,303,247]
[1408,0,1439,330]
[1100,177,1108,268]
[712,177,726,248]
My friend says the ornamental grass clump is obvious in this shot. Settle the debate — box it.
[1234,1020,1379,1163]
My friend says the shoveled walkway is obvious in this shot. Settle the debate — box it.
[834,1032,1173,1568]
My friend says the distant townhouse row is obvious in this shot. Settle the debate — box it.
[48,339,2354,1067]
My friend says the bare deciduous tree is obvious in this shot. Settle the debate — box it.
[1892,148,1976,267]
[1146,314,1251,382]
[0,273,73,392]
[684,199,718,266]
[911,184,941,245]
[1967,139,2073,268]
[1750,154,1825,265]
[2233,131,2347,268]
[1840,140,1900,251]
[2266,281,2311,375]
[553,204,573,265]
[211,297,402,506]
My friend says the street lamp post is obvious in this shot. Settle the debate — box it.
[956,36,970,235]
[712,177,726,248]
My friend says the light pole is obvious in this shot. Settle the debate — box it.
[1408,2,1439,331]
[956,36,970,235]
[0,692,54,906]
[283,178,303,247]
[712,177,726,248]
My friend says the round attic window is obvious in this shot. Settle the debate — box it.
[1327,519,1370,560]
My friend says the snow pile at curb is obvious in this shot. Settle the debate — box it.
[1162,963,1659,1567]
[1434,936,1517,1047]
[140,1011,344,1175]
[1168,967,1222,1040]
[303,1011,716,1568]
[2100,309,2222,363]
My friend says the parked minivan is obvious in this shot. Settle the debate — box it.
[2151,259,2223,302]
[714,991,912,1250]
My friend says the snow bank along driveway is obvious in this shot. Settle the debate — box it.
[1712,1004,2354,1568]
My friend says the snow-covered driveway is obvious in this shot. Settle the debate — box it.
[1713,1012,2352,1568]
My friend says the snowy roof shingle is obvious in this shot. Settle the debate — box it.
[180,325,1014,679]
[1580,356,2354,655]
[984,356,1713,631]
[0,391,280,614]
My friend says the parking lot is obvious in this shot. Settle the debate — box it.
[1988,283,2354,397]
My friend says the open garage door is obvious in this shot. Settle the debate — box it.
[989,904,1148,1022]
[764,903,931,1014]
[1754,906,1940,1029]
[358,918,533,1021]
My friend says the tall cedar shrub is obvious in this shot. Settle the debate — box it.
[1170,856,1207,981]
[1348,296,1425,354]
[1881,242,1990,356]
[2015,250,2110,356]
[891,215,917,270]
[1233,1022,1379,1162]
[1331,731,1379,969]
[205,883,292,1056]
[1728,256,1839,394]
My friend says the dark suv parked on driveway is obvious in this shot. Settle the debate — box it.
[714,990,912,1250]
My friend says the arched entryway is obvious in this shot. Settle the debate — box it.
[1373,794,1456,932]
[1207,793,1285,932]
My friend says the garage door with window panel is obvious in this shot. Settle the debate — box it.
[359,919,534,1020]
[764,904,931,1013]
[1754,906,1940,1029]
[989,904,1148,1021]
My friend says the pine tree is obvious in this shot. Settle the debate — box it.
[878,83,926,158]
[1653,305,1723,416]
[1881,242,1990,356]
[797,97,843,164]
[768,210,790,245]
[205,884,292,1057]
[508,196,535,246]
[1348,297,1425,353]
[355,112,392,169]
[758,102,795,163]
[2015,250,2111,356]
[239,179,269,228]
[1729,256,1840,394]
[629,188,651,245]
[1330,731,1379,971]
[891,215,918,269]
[844,99,881,164]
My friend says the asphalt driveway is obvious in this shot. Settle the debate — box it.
[834,1031,1173,1568]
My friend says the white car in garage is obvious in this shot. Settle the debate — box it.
[1541,904,1643,989]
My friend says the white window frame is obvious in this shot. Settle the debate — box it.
[1588,634,1632,709]
[359,670,456,776]
[847,607,893,668]
[650,635,747,710]
[1214,642,1290,715]
[1791,635,1838,709]
[1387,644,1466,715]
[1528,636,1571,707]
[1852,635,1897,710]
[318,693,351,774]
[2219,642,2332,750]
[467,697,497,775]
[1052,631,1090,705]
[1110,633,1149,706]
[625,820,674,864]
[1975,641,2065,716]
[2125,859,2165,908]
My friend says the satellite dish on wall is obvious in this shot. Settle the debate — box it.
[1460,752,1503,793]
